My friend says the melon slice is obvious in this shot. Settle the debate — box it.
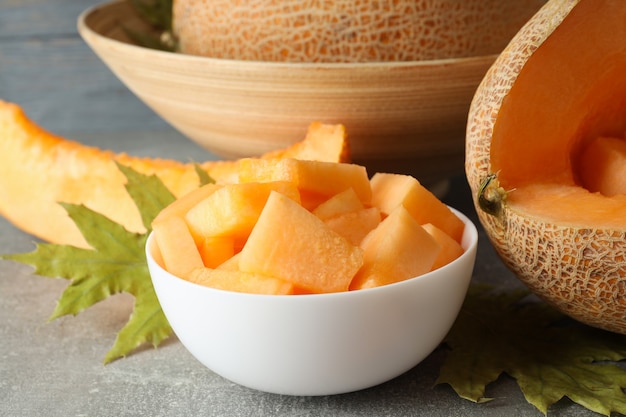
[188,267,295,295]
[152,215,204,278]
[350,205,441,290]
[238,191,364,293]
[0,101,350,248]
[370,172,465,243]
[184,181,300,245]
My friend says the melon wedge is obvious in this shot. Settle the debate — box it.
[0,100,349,248]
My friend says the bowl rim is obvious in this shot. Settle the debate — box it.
[78,0,499,71]
[145,206,478,300]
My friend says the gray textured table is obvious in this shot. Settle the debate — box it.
[0,1,607,416]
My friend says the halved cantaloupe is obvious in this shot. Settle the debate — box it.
[465,0,626,333]
[238,191,364,293]
[370,172,465,243]
[0,101,350,248]
[350,205,441,290]
[173,0,545,63]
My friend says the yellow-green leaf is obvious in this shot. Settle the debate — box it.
[2,165,178,363]
[438,286,626,416]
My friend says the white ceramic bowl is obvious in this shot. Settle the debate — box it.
[146,207,478,396]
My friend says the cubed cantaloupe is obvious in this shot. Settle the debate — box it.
[324,207,381,246]
[238,191,364,293]
[198,236,235,268]
[370,173,465,243]
[238,158,372,204]
[152,215,204,278]
[312,188,364,220]
[188,267,295,295]
[152,182,222,225]
[216,252,241,271]
[349,205,441,290]
[184,181,300,245]
[422,223,465,270]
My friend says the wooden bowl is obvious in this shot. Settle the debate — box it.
[78,0,496,183]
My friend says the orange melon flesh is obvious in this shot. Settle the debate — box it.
[184,181,300,245]
[422,223,464,271]
[579,136,626,197]
[238,191,364,293]
[153,182,223,224]
[188,267,295,295]
[312,188,364,221]
[350,205,441,290]
[324,207,381,246]
[198,236,236,268]
[152,216,204,278]
[488,0,626,226]
[370,172,465,243]
[238,158,372,204]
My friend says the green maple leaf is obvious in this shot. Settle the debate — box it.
[438,285,626,416]
[2,163,180,363]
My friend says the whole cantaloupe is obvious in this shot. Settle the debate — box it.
[172,0,546,62]
[466,0,626,333]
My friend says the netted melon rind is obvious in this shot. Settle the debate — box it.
[463,0,626,334]
[173,0,545,63]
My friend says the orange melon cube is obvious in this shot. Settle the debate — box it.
[152,215,204,278]
[152,183,222,225]
[312,188,364,220]
[216,252,241,271]
[422,223,465,270]
[188,267,295,295]
[239,191,364,293]
[184,181,300,245]
[198,236,236,268]
[350,205,441,290]
[370,173,465,243]
[324,207,381,246]
[580,136,626,196]
[238,158,372,204]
